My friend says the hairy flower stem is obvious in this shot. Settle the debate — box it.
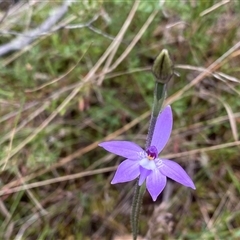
[131,49,172,240]
[131,82,167,240]
[131,181,146,240]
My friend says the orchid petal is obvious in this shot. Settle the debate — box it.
[111,160,140,184]
[138,166,151,186]
[159,159,196,189]
[99,141,143,160]
[146,169,166,201]
[151,105,173,153]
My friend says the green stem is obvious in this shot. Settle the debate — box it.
[131,82,167,240]
[131,49,173,240]
[131,180,145,240]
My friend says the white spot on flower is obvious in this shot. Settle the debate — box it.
[139,158,156,170]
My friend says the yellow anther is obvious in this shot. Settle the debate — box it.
[147,155,154,160]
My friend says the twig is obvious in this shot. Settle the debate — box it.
[107,9,159,73]
[0,1,13,25]
[16,169,47,215]
[97,0,140,86]
[200,0,230,17]
[0,3,68,56]
[0,166,117,196]
[163,141,240,160]
[14,211,47,240]
[0,199,14,240]
[167,40,240,105]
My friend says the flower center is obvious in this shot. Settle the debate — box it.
[146,146,158,160]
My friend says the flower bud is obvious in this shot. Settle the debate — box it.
[152,49,173,83]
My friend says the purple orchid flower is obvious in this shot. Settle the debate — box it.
[99,105,195,201]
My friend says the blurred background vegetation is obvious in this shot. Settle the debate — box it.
[0,0,240,239]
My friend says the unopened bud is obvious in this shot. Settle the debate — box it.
[152,49,173,83]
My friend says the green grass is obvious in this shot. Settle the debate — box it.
[0,1,240,239]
